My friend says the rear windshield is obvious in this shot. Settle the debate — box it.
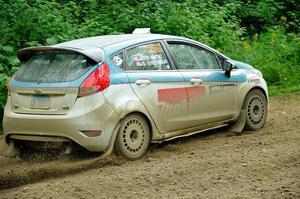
[15,51,96,83]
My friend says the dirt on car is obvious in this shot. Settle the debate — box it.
[0,93,299,199]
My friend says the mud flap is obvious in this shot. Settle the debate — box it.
[99,123,121,158]
[228,109,246,133]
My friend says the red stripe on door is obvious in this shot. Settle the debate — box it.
[158,87,187,104]
[187,86,206,99]
[158,86,206,104]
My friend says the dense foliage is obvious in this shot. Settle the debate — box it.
[0,0,299,125]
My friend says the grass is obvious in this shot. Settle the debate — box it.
[269,85,300,96]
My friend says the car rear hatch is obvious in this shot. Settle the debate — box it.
[10,47,103,115]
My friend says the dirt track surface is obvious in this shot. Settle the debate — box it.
[0,94,299,198]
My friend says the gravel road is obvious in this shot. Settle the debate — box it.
[0,93,299,198]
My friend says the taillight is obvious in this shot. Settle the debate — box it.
[79,62,110,97]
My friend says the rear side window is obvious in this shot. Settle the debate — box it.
[168,43,219,70]
[15,52,96,83]
[125,43,171,71]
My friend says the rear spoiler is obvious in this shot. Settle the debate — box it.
[17,46,103,63]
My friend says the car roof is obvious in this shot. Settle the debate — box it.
[17,34,228,62]
[17,34,181,62]
[54,34,180,49]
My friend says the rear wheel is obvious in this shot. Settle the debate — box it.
[115,114,150,160]
[243,89,268,130]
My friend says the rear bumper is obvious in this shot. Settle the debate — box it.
[3,92,120,152]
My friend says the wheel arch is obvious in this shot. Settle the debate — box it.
[242,86,268,130]
[235,84,268,120]
[242,86,268,108]
[120,111,153,142]
[103,84,162,141]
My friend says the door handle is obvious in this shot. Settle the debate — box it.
[135,79,151,86]
[190,78,203,84]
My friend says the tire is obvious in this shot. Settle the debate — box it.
[115,114,150,160]
[243,89,268,131]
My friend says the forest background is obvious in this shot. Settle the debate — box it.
[0,0,299,127]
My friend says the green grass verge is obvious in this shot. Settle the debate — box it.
[269,85,300,96]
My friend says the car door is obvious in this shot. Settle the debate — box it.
[165,41,238,127]
[124,41,188,133]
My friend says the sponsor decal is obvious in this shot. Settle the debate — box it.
[158,102,186,114]
[209,84,235,94]
[187,86,206,99]
[157,87,187,114]
[248,79,260,84]
[158,86,206,105]
[112,55,123,66]
[144,43,164,53]
[158,87,187,105]
[133,55,169,68]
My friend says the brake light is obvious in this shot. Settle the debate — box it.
[79,62,110,97]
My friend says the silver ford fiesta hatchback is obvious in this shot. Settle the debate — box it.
[3,29,268,160]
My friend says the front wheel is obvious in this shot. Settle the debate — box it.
[243,89,268,130]
[115,114,150,160]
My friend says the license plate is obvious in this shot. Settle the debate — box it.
[31,95,50,109]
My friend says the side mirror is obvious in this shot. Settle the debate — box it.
[223,60,236,78]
